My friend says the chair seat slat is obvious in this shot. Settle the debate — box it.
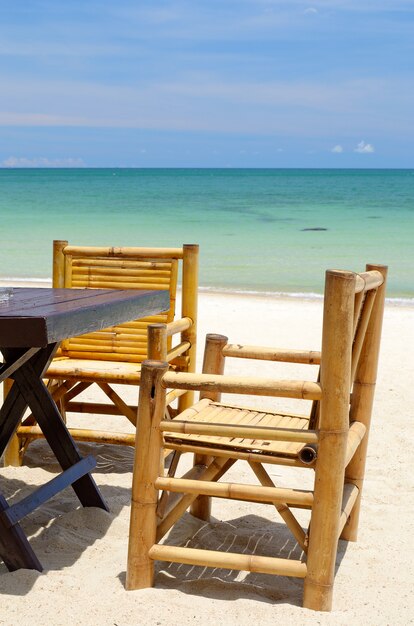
[163,400,310,459]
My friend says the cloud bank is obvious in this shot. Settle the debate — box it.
[1,156,86,168]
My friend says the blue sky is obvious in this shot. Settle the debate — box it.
[0,0,413,167]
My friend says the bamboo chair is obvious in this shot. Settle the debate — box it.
[126,264,387,612]
[4,240,198,466]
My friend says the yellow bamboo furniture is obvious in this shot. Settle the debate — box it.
[4,240,198,466]
[126,264,387,612]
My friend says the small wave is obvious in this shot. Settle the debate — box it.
[199,286,414,306]
[199,286,324,300]
[1,277,413,307]
[386,297,414,307]
[0,276,51,283]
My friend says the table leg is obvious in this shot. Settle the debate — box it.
[1,345,108,511]
[0,495,42,572]
[0,346,52,456]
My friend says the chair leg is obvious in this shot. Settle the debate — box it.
[340,383,373,541]
[303,434,347,611]
[303,269,354,611]
[126,360,168,591]
[47,379,67,423]
[189,453,213,521]
[178,243,199,414]
[190,333,228,521]
[2,380,23,467]
[2,433,22,467]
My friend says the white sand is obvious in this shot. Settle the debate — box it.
[1,289,413,625]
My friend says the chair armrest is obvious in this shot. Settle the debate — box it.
[165,317,193,336]
[148,318,193,364]
[162,371,322,400]
[166,342,191,363]
[222,344,321,365]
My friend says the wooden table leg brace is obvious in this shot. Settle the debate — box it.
[0,344,108,571]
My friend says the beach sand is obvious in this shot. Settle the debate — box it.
[1,289,413,625]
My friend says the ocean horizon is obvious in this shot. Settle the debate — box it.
[0,167,413,303]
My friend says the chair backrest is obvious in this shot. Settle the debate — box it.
[310,264,387,431]
[52,240,198,363]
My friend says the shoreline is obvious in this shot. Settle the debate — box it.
[2,277,413,308]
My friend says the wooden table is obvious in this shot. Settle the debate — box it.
[0,287,169,572]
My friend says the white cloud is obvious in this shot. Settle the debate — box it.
[331,144,344,153]
[304,7,318,14]
[1,156,86,168]
[354,140,375,153]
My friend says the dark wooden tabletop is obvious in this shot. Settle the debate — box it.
[0,288,169,348]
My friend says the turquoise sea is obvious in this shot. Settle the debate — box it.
[0,168,413,302]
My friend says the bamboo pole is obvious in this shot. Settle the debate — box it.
[72,265,172,277]
[64,337,149,348]
[51,239,72,381]
[248,461,307,551]
[53,240,68,288]
[57,352,146,364]
[160,419,318,444]
[355,270,384,293]
[163,371,322,400]
[351,289,376,382]
[47,363,143,382]
[62,400,136,417]
[167,259,178,329]
[72,273,171,285]
[64,253,72,288]
[223,345,321,364]
[147,324,168,361]
[177,244,198,412]
[71,279,170,290]
[126,360,169,590]
[17,425,136,446]
[50,380,77,402]
[155,476,314,507]
[2,379,21,466]
[338,483,359,538]
[62,381,92,402]
[156,457,233,541]
[341,264,387,541]
[344,421,366,468]
[97,382,137,425]
[166,341,191,363]
[298,444,318,465]
[65,245,184,259]
[149,545,307,578]
[165,389,187,404]
[65,342,148,354]
[110,317,168,328]
[157,461,208,520]
[72,331,148,341]
[199,334,228,402]
[190,333,227,520]
[72,258,174,268]
[303,269,355,612]
[168,355,190,369]
[163,441,306,468]
[166,317,192,336]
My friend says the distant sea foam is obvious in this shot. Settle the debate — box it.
[3,276,412,307]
